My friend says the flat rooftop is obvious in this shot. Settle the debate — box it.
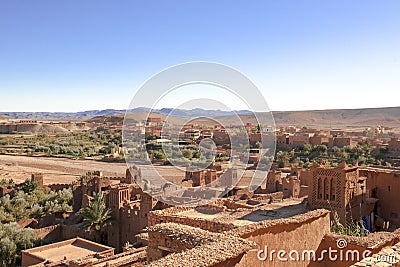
[23,237,114,263]
[175,199,308,227]
[148,223,256,267]
[361,165,400,174]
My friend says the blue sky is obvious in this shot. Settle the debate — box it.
[0,0,399,112]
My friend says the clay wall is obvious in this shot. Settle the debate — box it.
[61,224,96,241]
[147,231,197,261]
[148,206,236,233]
[47,183,71,192]
[33,225,62,242]
[231,210,331,267]
[361,167,400,227]
[315,231,400,267]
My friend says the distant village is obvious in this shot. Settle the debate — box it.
[1,116,400,266]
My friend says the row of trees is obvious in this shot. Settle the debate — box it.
[275,141,388,168]
[0,131,122,158]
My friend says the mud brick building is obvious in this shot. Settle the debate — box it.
[21,238,114,267]
[185,167,218,187]
[22,159,400,267]
[360,166,400,228]
[72,167,166,252]
[328,136,357,148]
[309,162,377,225]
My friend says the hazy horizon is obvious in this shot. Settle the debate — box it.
[1,105,400,114]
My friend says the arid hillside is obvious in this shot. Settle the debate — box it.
[89,112,188,125]
[97,107,400,130]
[2,107,399,131]
[271,106,400,129]
[212,106,400,130]
[0,121,91,134]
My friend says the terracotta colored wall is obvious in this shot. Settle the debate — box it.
[315,239,375,267]
[33,225,62,242]
[388,139,400,152]
[147,231,197,262]
[21,252,44,267]
[148,212,235,233]
[362,168,400,227]
[315,232,400,267]
[234,212,331,267]
[61,224,95,241]
[212,253,247,267]
[48,183,70,192]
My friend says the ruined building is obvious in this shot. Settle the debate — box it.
[72,167,165,252]
[184,166,218,187]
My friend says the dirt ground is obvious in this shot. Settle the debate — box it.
[0,155,127,185]
[0,155,261,188]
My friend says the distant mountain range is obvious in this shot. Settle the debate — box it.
[0,108,251,121]
[1,106,399,130]
[0,109,127,120]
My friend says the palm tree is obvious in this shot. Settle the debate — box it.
[80,191,113,244]
[276,151,290,168]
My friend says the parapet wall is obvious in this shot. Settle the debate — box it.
[211,198,255,210]
[61,224,96,241]
[251,192,284,202]
[47,183,71,192]
[148,200,255,233]
[316,230,400,267]
[147,223,256,267]
[33,225,62,242]
[148,208,236,233]
[228,209,331,267]
[147,231,199,262]
[33,223,96,243]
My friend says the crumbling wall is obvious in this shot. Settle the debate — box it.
[315,230,400,267]
[33,225,62,242]
[48,183,71,192]
[230,209,331,267]
[251,192,284,202]
[211,198,254,210]
[61,224,96,241]
[148,210,236,233]
[147,231,198,261]
[148,205,239,233]
[147,223,255,267]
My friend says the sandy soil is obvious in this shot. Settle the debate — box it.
[0,155,127,185]
[0,154,262,187]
